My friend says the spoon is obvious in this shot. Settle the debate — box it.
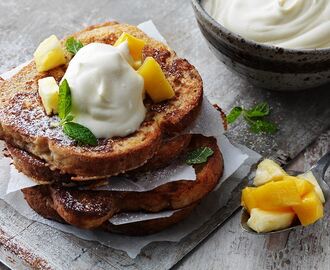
[241,151,330,235]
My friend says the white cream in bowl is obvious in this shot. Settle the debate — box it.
[203,0,330,49]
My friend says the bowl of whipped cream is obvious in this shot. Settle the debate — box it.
[191,0,330,90]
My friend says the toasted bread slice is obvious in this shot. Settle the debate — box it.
[0,22,203,177]
[22,135,223,229]
[7,134,192,183]
[19,182,197,235]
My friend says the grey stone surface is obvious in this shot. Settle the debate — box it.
[0,0,329,269]
[0,0,329,160]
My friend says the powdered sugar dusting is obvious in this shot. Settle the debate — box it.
[2,92,74,145]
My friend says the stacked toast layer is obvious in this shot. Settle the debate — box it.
[0,23,223,235]
[7,134,192,183]
[0,22,203,178]
[21,135,223,234]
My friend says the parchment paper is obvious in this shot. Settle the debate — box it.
[0,21,253,258]
[0,144,259,259]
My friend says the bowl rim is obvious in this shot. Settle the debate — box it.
[191,0,330,55]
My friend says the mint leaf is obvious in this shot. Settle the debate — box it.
[226,107,242,124]
[250,119,278,134]
[58,79,72,120]
[65,114,74,122]
[63,122,97,146]
[59,113,74,126]
[227,101,278,134]
[65,37,83,55]
[57,80,97,146]
[245,102,270,118]
[186,147,214,165]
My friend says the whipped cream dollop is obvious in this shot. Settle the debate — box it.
[62,42,146,138]
[203,0,330,49]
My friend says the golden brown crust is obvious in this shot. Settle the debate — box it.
[22,184,64,223]
[21,185,197,235]
[7,134,192,183]
[22,135,223,230]
[0,22,203,178]
[137,134,192,172]
[8,144,71,184]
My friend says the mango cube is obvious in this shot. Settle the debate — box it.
[253,159,287,186]
[253,180,301,210]
[241,187,257,213]
[137,57,175,103]
[133,60,142,70]
[298,171,325,203]
[241,179,301,212]
[38,77,59,115]
[247,208,295,233]
[114,33,146,61]
[34,35,66,72]
[244,158,325,232]
[292,191,324,226]
[289,176,314,197]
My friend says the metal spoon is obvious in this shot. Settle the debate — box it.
[241,151,330,235]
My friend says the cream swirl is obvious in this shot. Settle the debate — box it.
[62,42,146,139]
[203,0,330,49]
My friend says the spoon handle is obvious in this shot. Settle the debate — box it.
[310,151,330,181]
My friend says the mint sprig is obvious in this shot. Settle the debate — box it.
[58,79,72,119]
[186,147,214,165]
[226,107,242,124]
[63,122,97,146]
[65,37,83,55]
[226,102,278,134]
[245,102,270,118]
[57,80,97,146]
[250,119,278,134]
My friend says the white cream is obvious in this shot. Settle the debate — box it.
[62,42,146,138]
[203,0,330,49]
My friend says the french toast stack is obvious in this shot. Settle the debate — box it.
[0,22,224,235]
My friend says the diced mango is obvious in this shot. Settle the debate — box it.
[298,171,325,203]
[288,176,314,197]
[34,35,66,72]
[244,158,326,233]
[247,208,295,233]
[241,186,292,213]
[253,159,287,186]
[253,180,302,209]
[241,179,301,212]
[114,33,146,61]
[38,77,59,115]
[279,175,314,197]
[133,60,142,70]
[241,187,258,212]
[137,57,175,103]
[292,191,324,226]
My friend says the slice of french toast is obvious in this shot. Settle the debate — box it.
[7,134,192,183]
[20,183,197,236]
[21,135,223,230]
[0,22,203,177]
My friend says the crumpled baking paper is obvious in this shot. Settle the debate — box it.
[0,145,259,259]
[0,20,254,259]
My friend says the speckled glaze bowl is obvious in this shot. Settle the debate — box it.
[191,0,330,91]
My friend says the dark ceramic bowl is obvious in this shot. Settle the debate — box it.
[191,0,330,91]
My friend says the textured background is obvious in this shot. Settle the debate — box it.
[0,0,329,158]
[0,0,329,269]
